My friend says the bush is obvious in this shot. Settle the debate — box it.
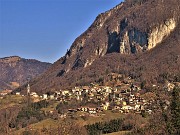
[85,118,124,135]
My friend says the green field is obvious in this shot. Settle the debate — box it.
[0,95,129,135]
[13,110,125,134]
[12,118,58,135]
[0,95,25,109]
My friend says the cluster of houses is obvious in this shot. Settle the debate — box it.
[66,85,154,115]
[1,78,179,119]
[0,89,12,98]
[12,83,156,116]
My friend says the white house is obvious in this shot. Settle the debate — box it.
[30,92,39,98]
[62,90,69,96]
[16,92,20,95]
[43,94,48,99]
[50,95,55,100]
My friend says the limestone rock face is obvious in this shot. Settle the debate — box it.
[117,18,176,54]
[116,27,149,54]
[148,18,176,49]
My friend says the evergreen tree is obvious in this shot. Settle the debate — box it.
[170,87,180,134]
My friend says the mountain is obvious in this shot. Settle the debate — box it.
[0,56,51,90]
[18,0,180,94]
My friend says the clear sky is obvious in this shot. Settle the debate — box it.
[0,0,123,63]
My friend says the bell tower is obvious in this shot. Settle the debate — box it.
[27,83,30,96]
[27,77,31,106]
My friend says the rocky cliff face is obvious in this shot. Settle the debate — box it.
[118,18,176,53]
[148,18,176,49]
[17,0,180,93]
[0,56,51,90]
[0,56,21,63]
[59,0,179,75]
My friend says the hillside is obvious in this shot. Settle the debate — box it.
[0,56,51,90]
[18,0,180,94]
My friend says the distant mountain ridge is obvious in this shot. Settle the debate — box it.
[18,0,180,94]
[0,56,51,90]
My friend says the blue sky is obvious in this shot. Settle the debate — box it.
[0,0,123,63]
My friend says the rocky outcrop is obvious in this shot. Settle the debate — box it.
[118,18,176,53]
[0,56,21,63]
[61,3,125,72]
[148,18,176,49]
